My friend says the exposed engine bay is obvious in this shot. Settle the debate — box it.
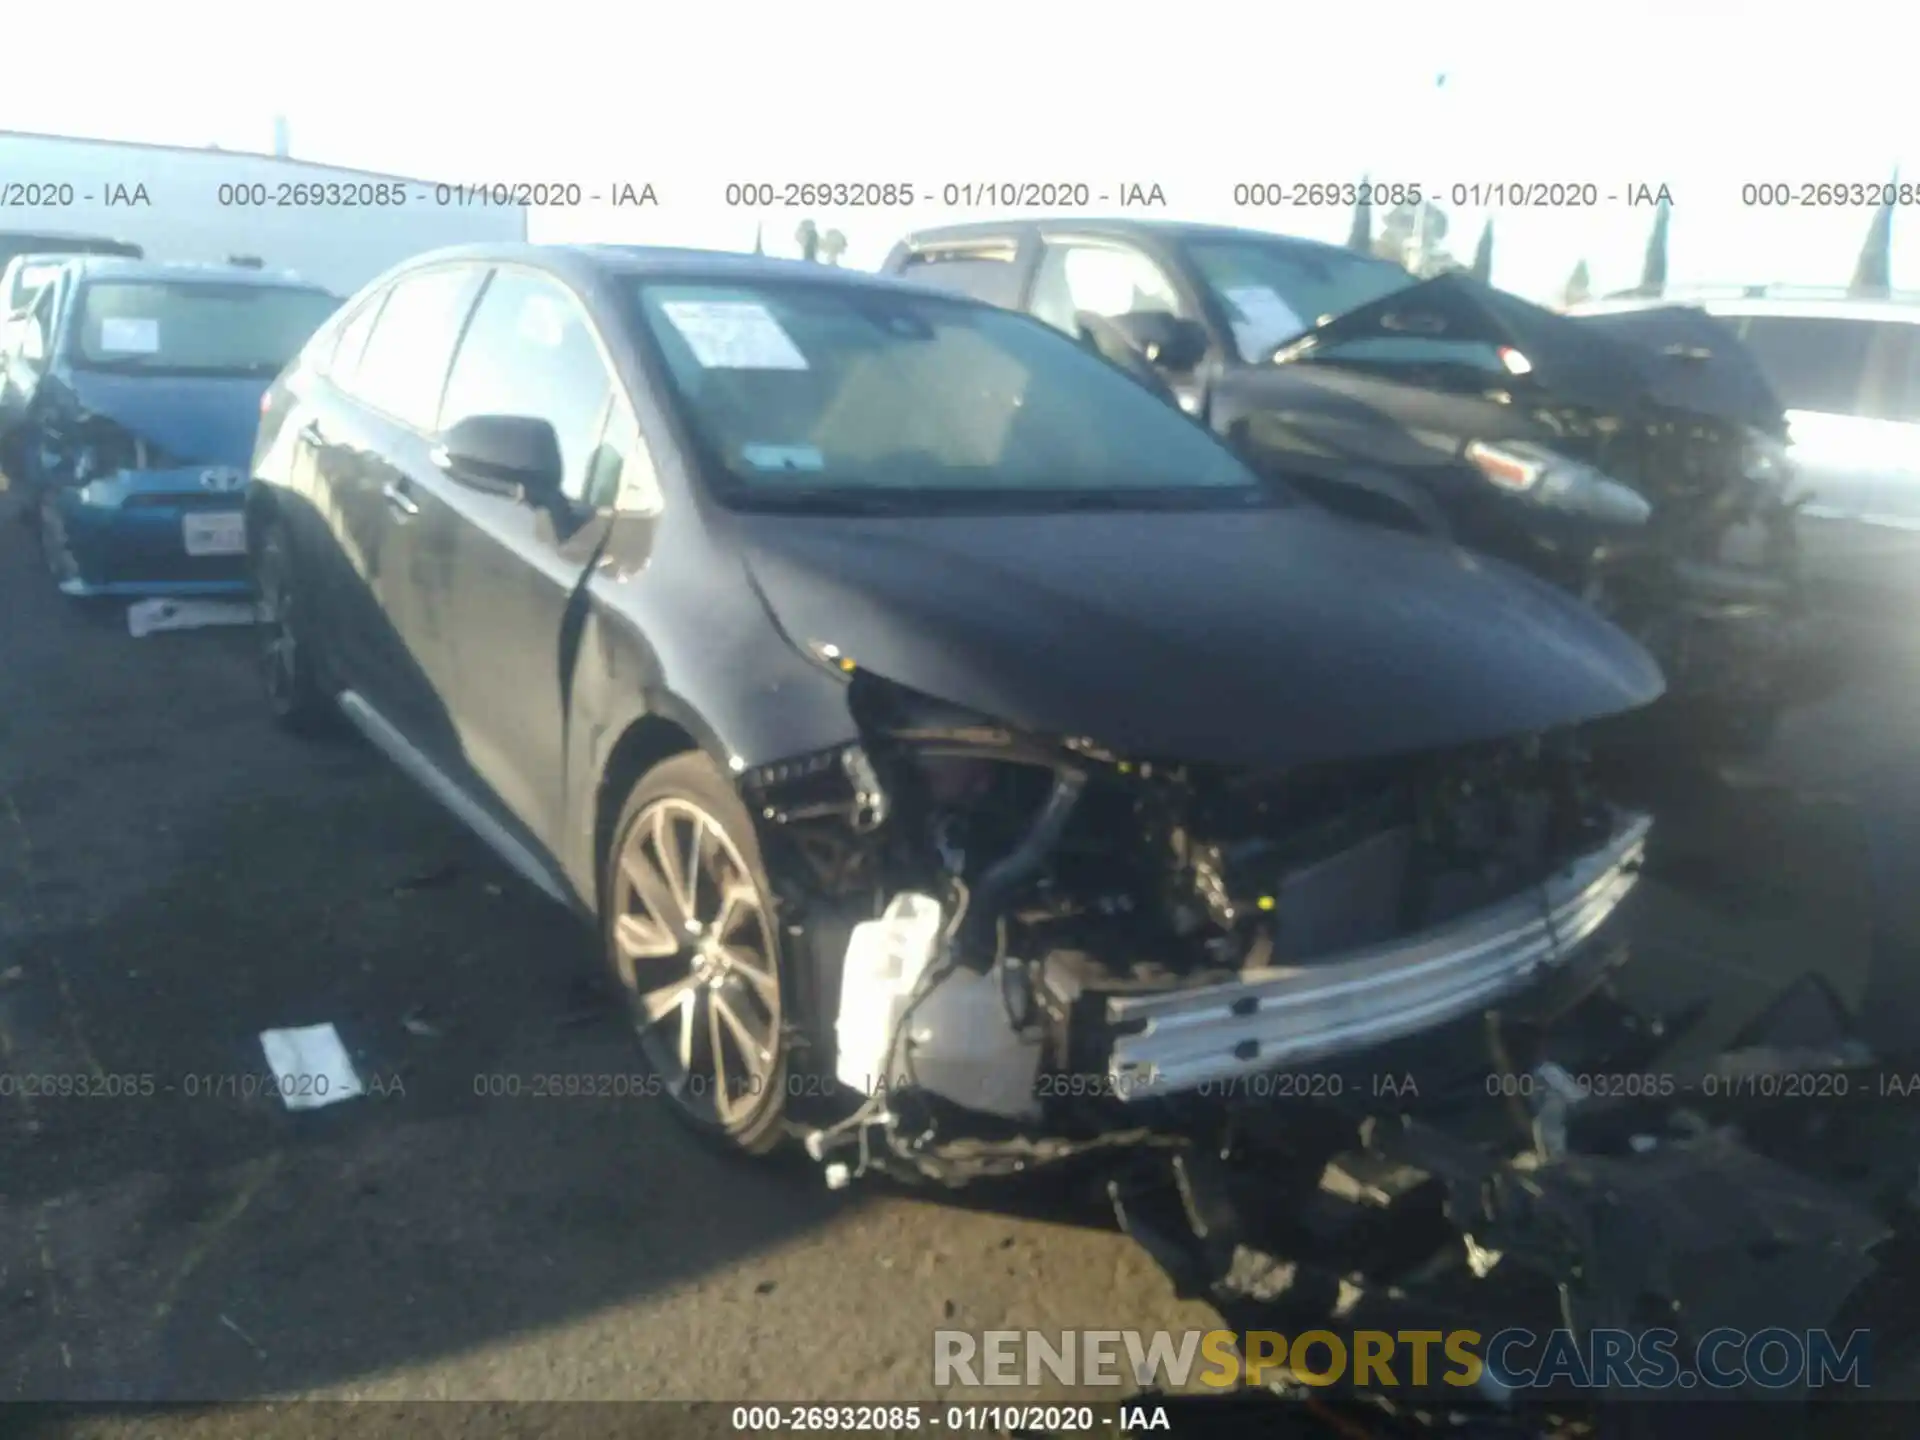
[740,669,1920,1415]
[743,670,1647,1186]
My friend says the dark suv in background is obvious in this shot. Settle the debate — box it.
[882,220,1822,755]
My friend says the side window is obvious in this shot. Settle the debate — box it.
[580,398,661,512]
[1029,243,1182,334]
[350,266,485,431]
[326,290,387,388]
[437,268,616,505]
[894,249,1022,307]
[1862,322,1920,423]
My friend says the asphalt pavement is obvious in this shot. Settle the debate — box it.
[1,486,1917,1422]
[0,501,1216,1408]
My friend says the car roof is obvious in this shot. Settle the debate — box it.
[0,228,139,248]
[893,217,1385,264]
[64,256,334,292]
[382,242,951,299]
[1577,289,1920,326]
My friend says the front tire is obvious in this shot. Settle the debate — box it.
[252,517,334,736]
[602,751,795,1156]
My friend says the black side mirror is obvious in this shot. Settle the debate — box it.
[1104,310,1210,371]
[433,414,564,505]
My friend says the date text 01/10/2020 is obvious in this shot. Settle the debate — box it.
[727,1402,1168,1432]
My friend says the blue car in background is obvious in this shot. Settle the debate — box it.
[0,258,339,598]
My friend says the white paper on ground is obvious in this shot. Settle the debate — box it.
[660,300,808,370]
[1221,285,1307,359]
[258,1023,364,1111]
[127,597,258,638]
[98,317,161,353]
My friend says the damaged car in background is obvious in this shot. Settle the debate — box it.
[252,246,1920,1423]
[4,257,339,598]
[882,220,1828,757]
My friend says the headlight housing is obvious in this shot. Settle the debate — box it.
[1463,439,1652,527]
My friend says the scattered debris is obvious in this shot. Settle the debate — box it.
[218,1312,268,1360]
[126,598,257,639]
[400,1007,442,1039]
[754,1279,777,1296]
[392,861,462,895]
[258,1023,364,1111]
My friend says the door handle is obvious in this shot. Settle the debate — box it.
[382,479,420,517]
[298,420,326,447]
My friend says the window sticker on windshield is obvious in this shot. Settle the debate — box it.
[98,317,161,353]
[741,442,824,472]
[1221,286,1305,355]
[660,300,808,370]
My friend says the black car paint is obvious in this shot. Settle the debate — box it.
[736,506,1661,770]
[253,244,1662,927]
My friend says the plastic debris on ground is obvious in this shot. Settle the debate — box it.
[128,598,257,638]
[257,1023,364,1110]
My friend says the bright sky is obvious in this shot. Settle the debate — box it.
[3,0,1908,303]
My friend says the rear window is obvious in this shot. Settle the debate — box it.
[69,281,341,377]
[892,250,1023,307]
[1734,314,1920,423]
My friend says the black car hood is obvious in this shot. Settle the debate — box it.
[1277,272,1784,433]
[734,506,1663,770]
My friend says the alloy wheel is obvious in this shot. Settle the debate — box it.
[609,797,783,1128]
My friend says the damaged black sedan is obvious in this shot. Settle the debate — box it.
[250,243,1662,1165]
[883,220,1824,754]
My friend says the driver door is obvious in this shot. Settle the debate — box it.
[427,266,657,854]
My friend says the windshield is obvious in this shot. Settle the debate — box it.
[69,281,340,376]
[1185,240,1417,363]
[1732,314,1920,424]
[632,279,1267,509]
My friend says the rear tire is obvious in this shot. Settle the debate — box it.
[602,751,796,1157]
[252,517,334,736]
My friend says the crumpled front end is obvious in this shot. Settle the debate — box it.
[738,668,1649,1189]
[735,667,1920,1423]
